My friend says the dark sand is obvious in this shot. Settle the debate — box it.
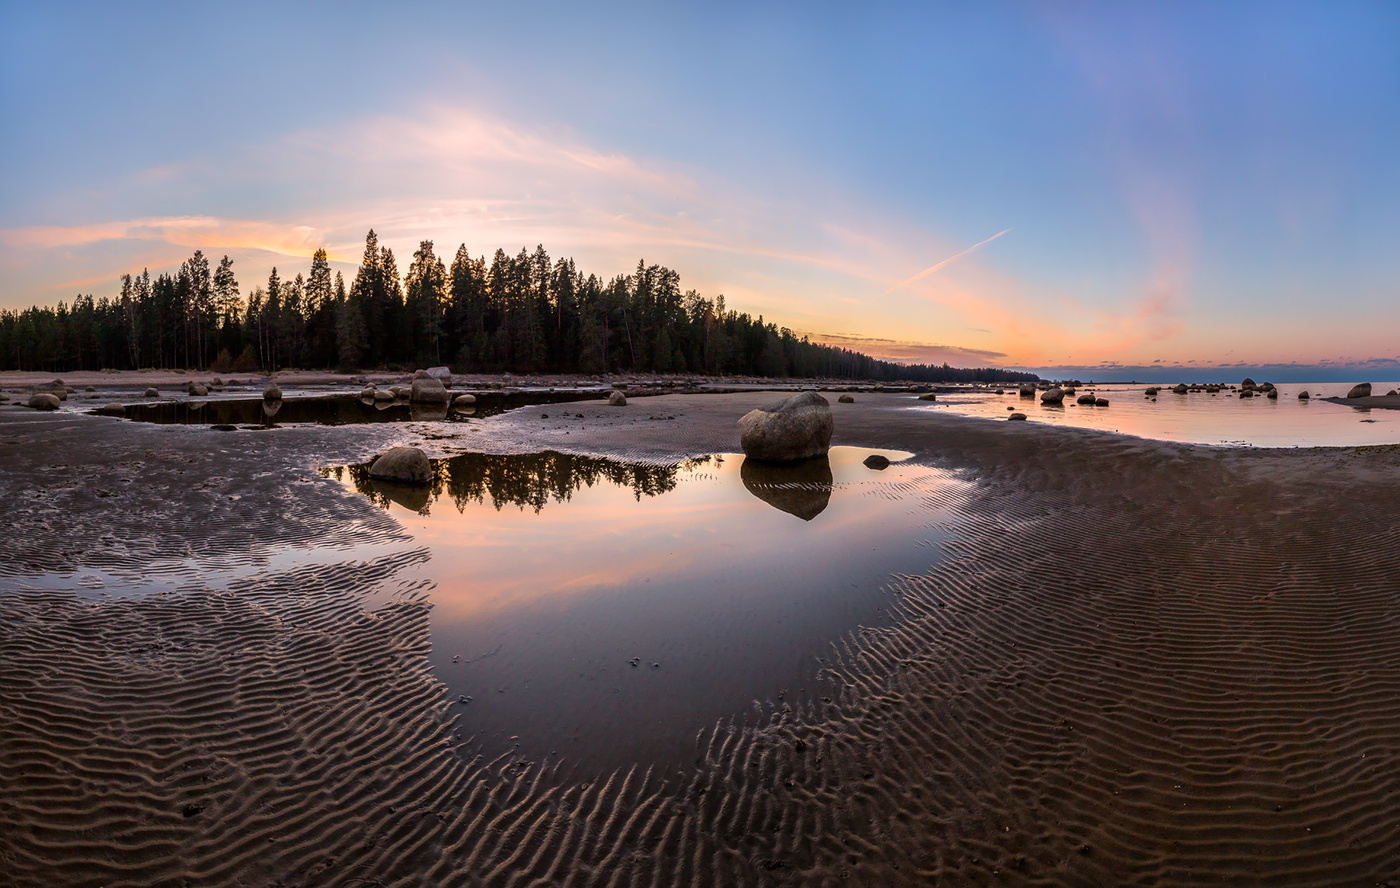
[6,391,1400,885]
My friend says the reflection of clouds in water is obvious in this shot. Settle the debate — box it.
[739,456,833,521]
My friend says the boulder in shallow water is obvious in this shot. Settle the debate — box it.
[1019,384,1037,397]
[425,366,452,386]
[918,392,938,401]
[453,393,477,409]
[410,376,449,403]
[96,403,127,416]
[740,455,832,521]
[608,390,627,406]
[369,446,433,485]
[738,391,833,461]
[1267,388,1279,399]
[188,382,208,397]
[28,393,60,410]
[1242,377,1256,390]
[1298,391,1310,399]
[863,454,891,470]
[1348,383,1372,399]
[1172,384,1188,394]
[375,389,395,401]
[264,382,282,401]
[1095,398,1110,407]
[1077,393,1096,405]
[144,387,159,398]
[1008,412,1027,420]
[360,386,376,399]
[837,394,854,403]
[1040,387,1064,405]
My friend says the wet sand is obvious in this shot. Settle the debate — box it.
[6,392,1400,885]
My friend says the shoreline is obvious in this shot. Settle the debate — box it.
[6,394,1400,884]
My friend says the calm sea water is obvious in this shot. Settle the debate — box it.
[928,382,1400,447]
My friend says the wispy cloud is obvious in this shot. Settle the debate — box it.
[2,216,327,259]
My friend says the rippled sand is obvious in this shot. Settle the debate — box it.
[6,393,1400,885]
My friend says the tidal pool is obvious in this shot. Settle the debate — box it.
[326,446,965,774]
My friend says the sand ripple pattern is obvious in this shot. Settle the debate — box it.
[11,401,1400,884]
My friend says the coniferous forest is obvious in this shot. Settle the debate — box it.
[0,230,1037,383]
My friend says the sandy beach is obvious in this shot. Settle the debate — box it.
[6,388,1400,885]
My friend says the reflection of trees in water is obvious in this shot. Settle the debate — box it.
[324,452,707,515]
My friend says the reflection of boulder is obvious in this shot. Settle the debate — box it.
[261,400,282,422]
[740,456,832,521]
[411,402,449,422]
[370,478,433,513]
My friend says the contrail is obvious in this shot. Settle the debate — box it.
[882,228,1011,296]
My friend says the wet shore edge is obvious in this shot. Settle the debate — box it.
[6,391,1400,886]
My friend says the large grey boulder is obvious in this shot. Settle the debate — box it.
[264,382,282,401]
[1077,393,1096,405]
[144,387,159,398]
[738,392,833,461]
[425,366,452,386]
[27,393,60,410]
[1298,391,1310,400]
[368,446,433,485]
[1040,387,1064,405]
[608,390,627,406]
[1172,384,1188,394]
[1348,383,1372,399]
[374,389,396,401]
[1019,384,1037,397]
[410,376,449,403]
[96,403,127,416]
[188,382,208,396]
[453,393,477,410]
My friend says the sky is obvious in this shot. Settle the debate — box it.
[3,1,1399,379]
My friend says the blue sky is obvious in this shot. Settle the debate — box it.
[3,1,1399,376]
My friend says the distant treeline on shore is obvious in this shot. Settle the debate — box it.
[0,230,1038,383]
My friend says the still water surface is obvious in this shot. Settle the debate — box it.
[930,382,1400,447]
[327,446,962,773]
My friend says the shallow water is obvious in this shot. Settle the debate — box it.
[326,445,962,773]
[928,381,1400,447]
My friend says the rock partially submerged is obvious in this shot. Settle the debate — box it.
[144,387,159,398]
[1298,391,1311,399]
[368,446,433,485]
[1008,412,1027,421]
[27,393,60,410]
[1040,387,1064,405]
[1077,393,1096,405]
[264,382,282,401]
[453,393,477,410]
[862,454,891,470]
[188,382,208,397]
[1172,384,1188,394]
[738,392,833,462]
[1348,383,1372,399]
[95,403,127,417]
[917,392,937,401]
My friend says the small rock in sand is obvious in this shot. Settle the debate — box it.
[608,390,627,406]
[1095,398,1110,407]
[837,394,854,403]
[1348,383,1372,399]
[863,454,891,470]
[918,392,937,401]
[84,385,96,392]
[1008,412,1027,421]
[369,446,433,485]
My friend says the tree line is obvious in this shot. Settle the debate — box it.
[0,230,1038,383]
